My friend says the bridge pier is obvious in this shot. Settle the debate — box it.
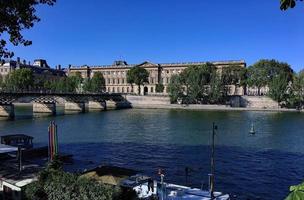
[0,103,15,118]
[88,101,106,111]
[65,101,85,113]
[105,99,132,110]
[33,102,56,115]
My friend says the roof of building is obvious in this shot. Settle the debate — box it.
[70,60,246,70]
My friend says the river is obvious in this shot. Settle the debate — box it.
[1,106,304,200]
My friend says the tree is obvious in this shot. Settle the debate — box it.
[247,59,293,95]
[167,74,184,103]
[126,66,149,95]
[209,72,227,104]
[83,72,105,93]
[280,0,303,10]
[4,68,34,91]
[287,70,304,109]
[221,65,248,95]
[268,73,290,107]
[90,72,105,93]
[155,83,164,93]
[0,0,56,58]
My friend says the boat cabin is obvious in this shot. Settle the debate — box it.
[1,134,33,149]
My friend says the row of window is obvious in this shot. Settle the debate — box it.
[106,86,158,93]
[104,77,171,85]
[0,68,9,73]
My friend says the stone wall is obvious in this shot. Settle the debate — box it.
[126,95,171,108]
[240,96,279,109]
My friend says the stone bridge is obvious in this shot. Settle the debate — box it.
[0,92,131,118]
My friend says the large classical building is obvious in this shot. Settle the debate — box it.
[0,58,66,81]
[67,60,246,95]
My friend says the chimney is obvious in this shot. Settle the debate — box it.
[23,60,26,65]
[58,64,61,70]
[17,57,20,64]
[55,65,58,70]
[68,64,71,69]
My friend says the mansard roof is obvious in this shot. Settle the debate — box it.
[70,60,246,70]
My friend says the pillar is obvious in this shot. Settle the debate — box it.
[0,103,14,118]
[33,102,56,115]
[88,101,106,111]
[65,101,85,113]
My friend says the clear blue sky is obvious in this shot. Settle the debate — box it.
[7,0,304,71]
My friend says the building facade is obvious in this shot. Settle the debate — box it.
[67,60,246,95]
[0,58,66,81]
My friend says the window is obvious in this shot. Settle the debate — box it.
[117,87,120,92]
[127,87,129,93]
[122,79,124,84]
[151,87,154,93]
[122,87,124,93]
[112,87,115,92]
[118,79,120,84]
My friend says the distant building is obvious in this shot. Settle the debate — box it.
[0,58,66,81]
[67,60,247,95]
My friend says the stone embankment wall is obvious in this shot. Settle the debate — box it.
[240,96,279,109]
[125,95,171,108]
[126,95,280,110]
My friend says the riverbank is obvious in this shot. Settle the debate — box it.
[131,103,303,112]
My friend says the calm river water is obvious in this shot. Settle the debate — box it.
[1,107,304,200]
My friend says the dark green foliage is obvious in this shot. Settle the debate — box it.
[155,83,164,93]
[0,0,56,58]
[83,72,105,93]
[3,68,34,91]
[167,74,184,103]
[209,73,228,104]
[280,0,303,10]
[126,66,149,94]
[247,59,293,95]
[25,158,114,200]
[167,63,228,104]
[268,73,289,106]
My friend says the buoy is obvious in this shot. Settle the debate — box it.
[249,123,255,134]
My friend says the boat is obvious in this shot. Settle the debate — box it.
[154,123,230,200]
[249,123,255,134]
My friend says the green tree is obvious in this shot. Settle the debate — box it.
[209,72,227,104]
[5,68,34,91]
[126,66,149,95]
[155,83,164,93]
[0,0,56,58]
[280,0,303,10]
[287,70,304,109]
[247,59,293,95]
[89,72,106,93]
[167,74,184,103]
[180,64,214,103]
[268,73,290,107]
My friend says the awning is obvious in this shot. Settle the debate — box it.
[0,144,18,154]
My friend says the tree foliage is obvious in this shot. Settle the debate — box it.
[167,63,228,104]
[268,73,289,106]
[0,0,56,58]
[83,72,105,93]
[247,59,293,95]
[24,158,114,200]
[126,66,149,94]
[3,68,34,91]
[280,0,303,10]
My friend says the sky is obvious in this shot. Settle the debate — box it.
[6,0,304,72]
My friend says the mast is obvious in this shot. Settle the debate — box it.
[209,122,217,199]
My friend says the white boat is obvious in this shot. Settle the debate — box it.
[158,183,230,200]
[120,123,231,199]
